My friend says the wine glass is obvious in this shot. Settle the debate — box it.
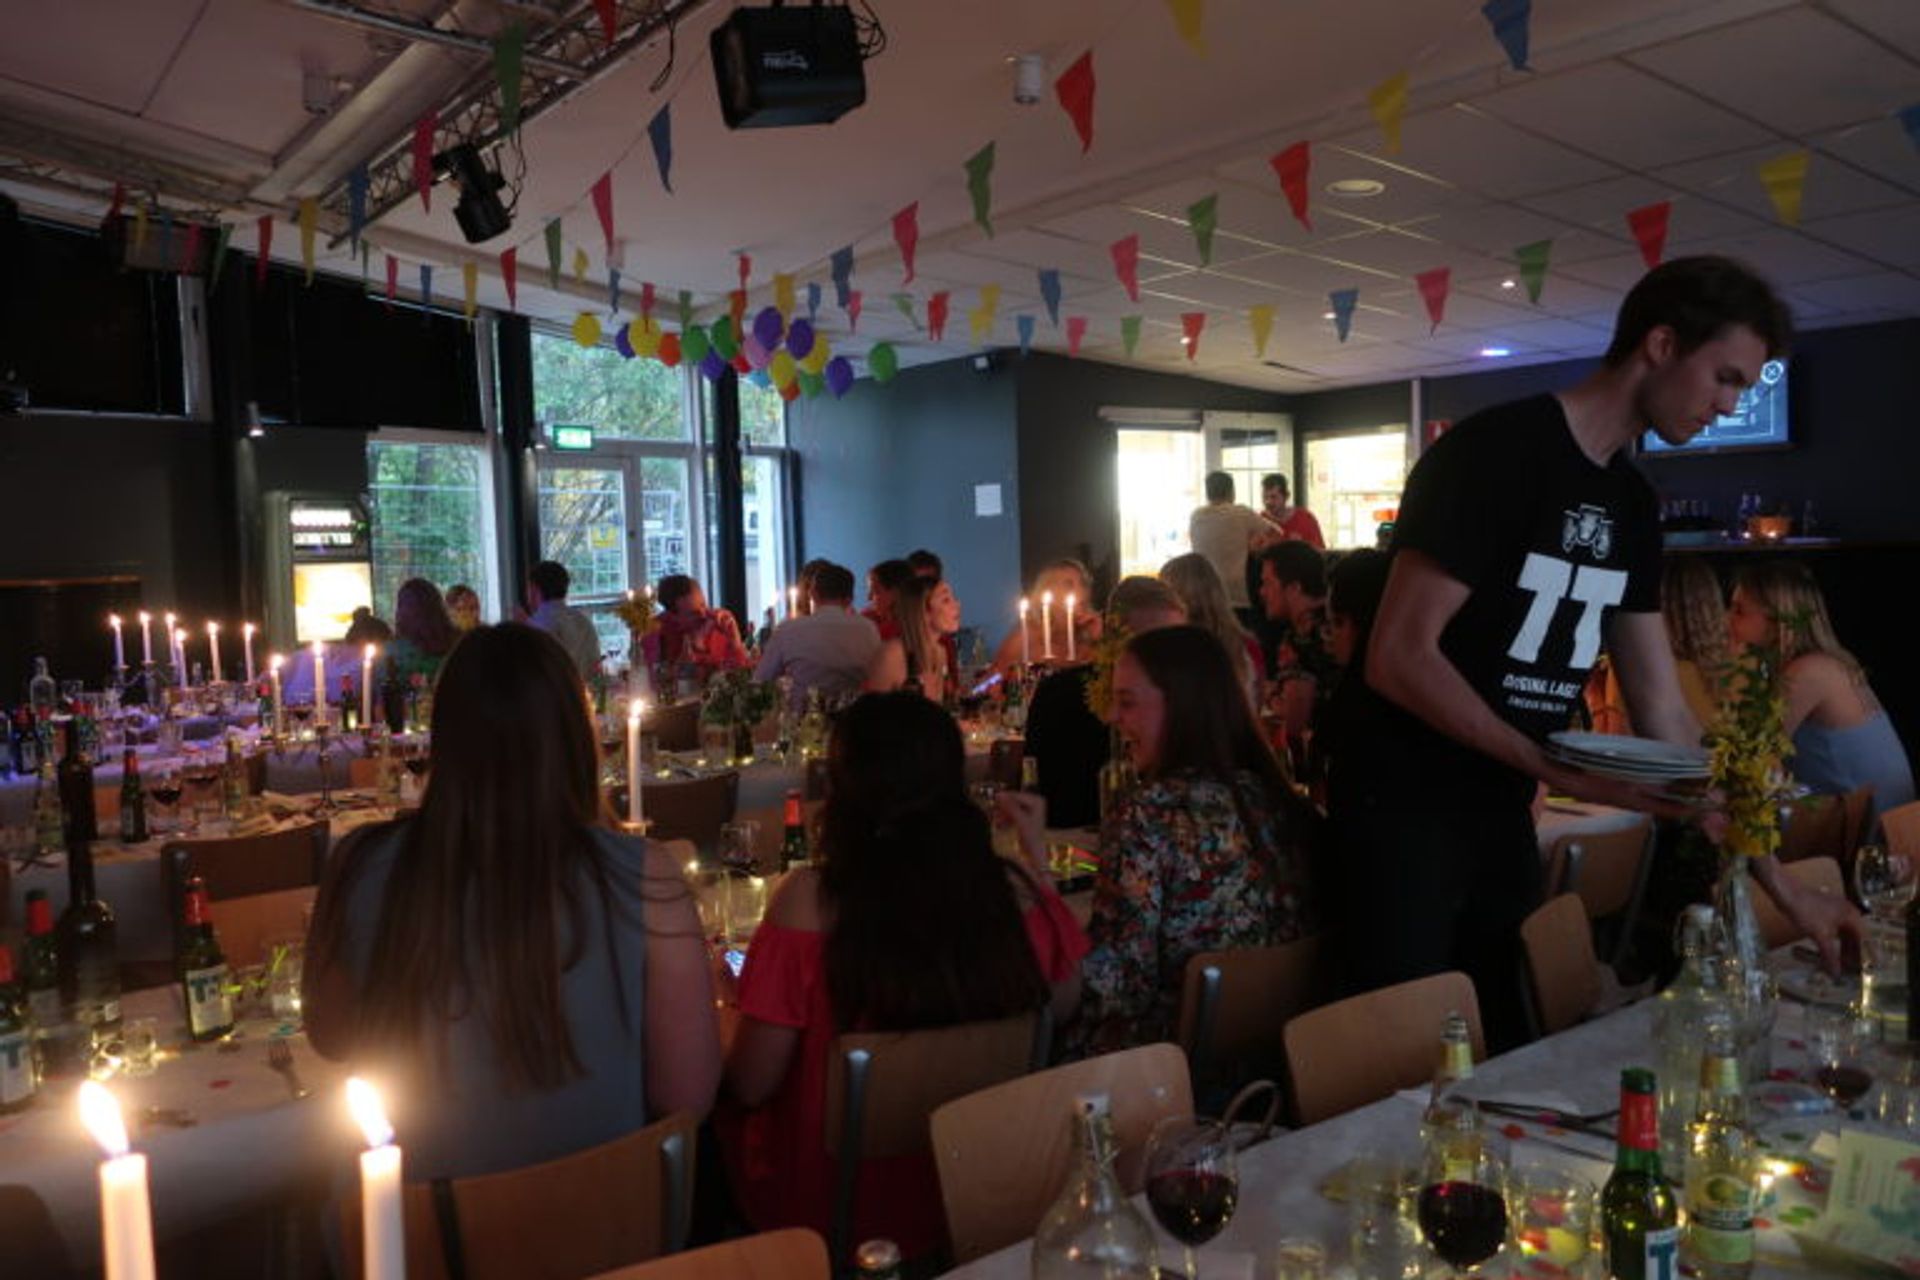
[1143,1114,1239,1279]
[146,763,183,837]
[1806,1005,1877,1110]
[1854,844,1914,919]
[1416,1131,1508,1275]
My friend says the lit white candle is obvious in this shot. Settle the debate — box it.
[206,622,222,684]
[1065,594,1077,661]
[361,645,376,728]
[173,629,188,682]
[137,612,153,665]
[78,1081,157,1280]
[165,613,180,675]
[1018,597,1030,668]
[242,624,256,687]
[627,701,645,826]
[109,615,125,669]
[269,655,285,736]
[788,585,799,619]
[1041,591,1054,660]
[311,640,326,728]
[345,1078,404,1280]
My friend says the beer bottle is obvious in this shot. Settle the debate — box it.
[1420,1010,1479,1150]
[119,747,149,844]
[56,825,120,1033]
[1601,1067,1680,1280]
[22,889,61,1033]
[1681,1019,1755,1279]
[178,876,234,1042]
[222,733,247,820]
[0,945,36,1113]
[780,789,809,872]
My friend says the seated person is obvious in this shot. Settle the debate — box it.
[389,577,459,686]
[642,574,750,674]
[717,693,1086,1263]
[862,559,915,641]
[1160,552,1260,708]
[444,583,482,632]
[990,559,1102,675]
[1023,577,1187,828]
[344,606,393,647]
[866,575,962,703]
[754,562,882,712]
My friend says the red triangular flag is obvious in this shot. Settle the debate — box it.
[500,247,518,311]
[1415,267,1451,332]
[1066,316,1088,356]
[1055,51,1096,153]
[927,291,951,342]
[412,113,437,212]
[590,172,615,256]
[181,222,203,275]
[730,289,748,334]
[1270,142,1312,231]
[641,281,655,320]
[1181,311,1206,360]
[1628,201,1670,269]
[255,215,273,287]
[103,182,126,228]
[1111,234,1140,303]
[847,290,864,332]
[593,0,616,45]
[385,254,398,309]
[893,203,919,283]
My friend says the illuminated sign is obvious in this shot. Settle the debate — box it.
[551,424,595,451]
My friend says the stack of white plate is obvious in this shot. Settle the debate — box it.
[1545,730,1711,782]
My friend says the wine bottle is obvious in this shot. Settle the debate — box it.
[56,714,97,848]
[1682,1019,1755,1279]
[22,889,61,1033]
[1654,904,1733,1173]
[177,876,234,1042]
[56,826,120,1033]
[1031,1093,1159,1278]
[222,733,247,820]
[780,789,810,872]
[339,673,358,732]
[27,657,56,719]
[32,758,64,858]
[1601,1067,1680,1280]
[119,747,149,844]
[0,945,36,1113]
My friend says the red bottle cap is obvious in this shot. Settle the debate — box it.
[183,876,212,926]
[25,892,53,936]
[783,789,804,824]
[0,944,14,985]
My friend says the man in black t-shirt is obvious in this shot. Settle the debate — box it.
[1334,256,1856,1050]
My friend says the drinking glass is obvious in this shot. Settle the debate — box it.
[1416,1133,1508,1275]
[719,820,760,873]
[1806,1005,1877,1110]
[1344,1148,1424,1280]
[1855,845,1914,917]
[698,721,731,769]
[688,865,729,948]
[180,749,221,833]
[147,762,184,837]
[1272,1238,1327,1280]
[1507,1161,1596,1279]
[1143,1114,1239,1279]
[725,873,768,947]
[121,1017,160,1078]
[266,935,305,1022]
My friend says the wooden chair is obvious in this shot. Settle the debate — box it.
[1282,972,1482,1127]
[207,885,317,966]
[338,1111,698,1280]
[1882,799,1920,863]
[931,1043,1192,1264]
[347,756,381,789]
[645,700,701,753]
[643,771,740,855]
[1519,894,1602,1039]
[1750,857,1847,949]
[1175,936,1327,1107]
[823,1011,1046,1265]
[1542,816,1653,970]
[1778,788,1872,868]
[586,1228,828,1280]
[147,821,329,988]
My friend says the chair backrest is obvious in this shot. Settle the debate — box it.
[1882,800,1920,863]
[643,771,739,855]
[1519,894,1601,1039]
[644,700,701,752]
[1749,856,1846,949]
[930,1043,1192,1264]
[584,1228,828,1280]
[1282,971,1483,1127]
[1778,792,1851,864]
[208,886,317,966]
[1544,817,1653,918]
[161,820,330,956]
[823,1012,1041,1262]
[1174,936,1327,1099]
[338,1111,699,1280]
[347,756,381,789]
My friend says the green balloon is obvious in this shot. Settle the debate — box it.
[798,370,825,399]
[682,325,710,363]
[710,315,738,358]
[869,341,899,384]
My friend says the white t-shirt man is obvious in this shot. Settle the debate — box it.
[1189,501,1270,609]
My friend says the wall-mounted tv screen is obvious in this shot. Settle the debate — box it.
[1640,358,1789,455]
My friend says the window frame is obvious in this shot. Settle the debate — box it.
[365,426,504,622]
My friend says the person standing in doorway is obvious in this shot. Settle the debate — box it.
[1260,473,1325,549]
[1190,471,1276,632]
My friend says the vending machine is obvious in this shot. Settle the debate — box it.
[262,491,373,648]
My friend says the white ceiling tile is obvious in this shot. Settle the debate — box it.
[1479,316,1615,353]
[1403,104,1621,200]
[1812,117,1920,198]
[0,0,207,113]
[1707,226,1883,285]
[1791,272,1920,313]
[1803,206,1920,269]
[1652,146,1917,226]
[1475,62,1776,170]
[1824,0,1920,58]
[1516,176,1771,247]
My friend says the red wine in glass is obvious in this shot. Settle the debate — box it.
[1146,1169,1238,1247]
[1816,1063,1873,1107]
[402,755,430,778]
[149,784,183,809]
[1417,1181,1507,1272]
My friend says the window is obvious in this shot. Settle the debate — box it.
[531,332,687,441]
[366,434,498,621]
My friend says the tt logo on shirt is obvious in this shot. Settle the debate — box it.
[1561,504,1614,559]
[1506,552,1627,669]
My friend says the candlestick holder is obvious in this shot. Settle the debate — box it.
[312,720,337,818]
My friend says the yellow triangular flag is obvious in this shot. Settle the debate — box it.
[298,197,318,284]
[572,246,589,284]
[132,205,149,252]
[1757,151,1811,227]
[968,283,1003,340]
[1163,0,1205,55]
[462,261,478,322]
[1249,304,1275,359]
[773,272,796,319]
[1368,71,1410,154]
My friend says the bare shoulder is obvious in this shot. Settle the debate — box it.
[1786,652,1852,691]
[767,866,826,930]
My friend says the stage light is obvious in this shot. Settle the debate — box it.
[434,143,511,244]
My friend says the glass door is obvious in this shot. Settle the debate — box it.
[536,457,636,658]
[1116,428,1206,578]
[1303,429,1410,549]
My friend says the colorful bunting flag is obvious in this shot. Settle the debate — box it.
[133,205,148,253]
[893,203,920,282]
[1067,316,1088,356]
[831,246,855,306]
[1481,0,1531,72]
[648,104,674,193]
[964,143,996,237]
[641,281,655,320]
[730,289,748,335]
[1038,269,1062,326]
[594,0,617,45]
[928,291,951,342]
[1757,151,1810,226]
[1515,239,1551,304]
[1187,193,1218,266]
[738,254,752,289]
[573,247,590,284]
[892,292,918,329]
[298,198,317,284]
[774,273,797,319]
[806,282,821,322]
[208,224,233,293]
[1111,234,1140,303]
[847,290,863,332]
[501,247,518,311]
[1270,142,1312,230]
[969,284,1001,342]
[1415,267,1451,332]
[1249,304,1274,359]
[420,263,434,308]
[1329,288,1358,342]
[1368,72,1410,154]
[1120,316,1142,359]
[608,267,622,315]
[590,173,615,255]
[1055,52,1096,153]
[463,261,479,321]
[1016,314,1035,355]
[1181,312,1205,360]
[255,215,272,288]
[1627,201,1670,269]
[385,254,398,309]
[1163,0,1205,55]
[545,220,563,289]
[413,113,437,212]
[677,289,693,328]
[495,23,526,137]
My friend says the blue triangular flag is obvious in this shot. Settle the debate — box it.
[608,267,621,315]
[1016,314,1035,356]
[806,282,821,322]
[830,246,854,307]
[1329,288,1358,342]
[1038,268,1062,327]
[1480,0,1531,71]
[420,264,434,306]
[1901,103,1920,154]
[647,104,673,193]
[347,164,369,251]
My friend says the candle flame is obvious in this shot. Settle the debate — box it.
[109,613,121,627]
[244,623,256,638]
[345,1077,394,1148]
[79,1080,129,1157]
[363,644,377,660]
[165,612,176,627]
[138,611,151,625]
[174,628,187,643]
[312,639,324,656]
[1041,591,1054,606]
[629,700,646,725]
[1019,597,1030,615]
[270,653,284,671]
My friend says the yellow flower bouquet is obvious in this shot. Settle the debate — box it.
[1704,645,1796,859]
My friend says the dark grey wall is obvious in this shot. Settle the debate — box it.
[247,425,370,497]
[1286,381,1414,436]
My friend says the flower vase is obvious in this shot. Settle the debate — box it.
[732,717,755,766]
[1712,853,1777,1086]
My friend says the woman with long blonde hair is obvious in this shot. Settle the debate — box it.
[1159,552,1259,705]
[866,575,961,701]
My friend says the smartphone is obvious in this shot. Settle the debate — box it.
[722,947,747,978]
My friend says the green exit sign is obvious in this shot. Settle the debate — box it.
[551,424,595,451]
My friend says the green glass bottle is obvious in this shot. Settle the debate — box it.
[779,789,810,873]
[177,876,234,1042]
[119,748,149,844]
[0,944,37,1113]
[1602,1067,1680,1280]
[22,890,61,1034]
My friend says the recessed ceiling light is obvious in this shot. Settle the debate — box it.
[1500,279,1516,290]
[1479,346,1512,358]
[1322,311,1337,320]
[1325,178,1385,198]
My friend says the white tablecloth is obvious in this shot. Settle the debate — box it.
[1535,799,1644,855]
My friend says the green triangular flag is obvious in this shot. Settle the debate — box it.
[495,23,527,137]
[1515,239,1551,305]
[892,292,921,330]
[207,223,233,293]
[545,221,563,289]
[964,142,996,237]
[678,289,694,329]
[1187,193,1218,267]
[1121,315,1142,358]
